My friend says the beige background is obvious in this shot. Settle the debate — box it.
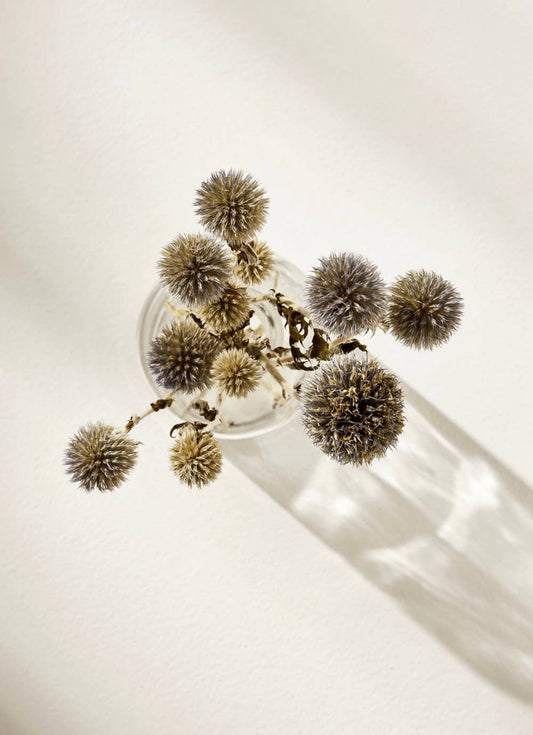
[1,1,532,733]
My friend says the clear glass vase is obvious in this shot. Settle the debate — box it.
[137,258,307,439]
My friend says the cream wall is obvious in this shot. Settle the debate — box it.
[1,1,532,733]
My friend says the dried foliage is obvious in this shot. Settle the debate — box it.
[234,241,275,285]
[200,283,251,333]
[387,270,463,349]
[158,233,232,307]
[65,422,138,492]
[306,252,387,338]
[148,319,220,392]
[300,356,405,465]
[170,424,223,487]
[211,348,262,398]
[194,170,268,244]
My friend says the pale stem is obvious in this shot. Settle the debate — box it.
[164,300,188,319]
[258,352,297,399]
[125,391,176,432]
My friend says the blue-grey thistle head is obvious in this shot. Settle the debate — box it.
[65,422,138,492]
[170,424,223,487]
[148,319,220,393]
[158,233,232,307]
[305,252,388,338]
[300,355,404,466]
[387,270,463,349]
[194,170,269,244]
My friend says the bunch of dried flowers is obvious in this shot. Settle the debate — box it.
[65,170,463,492]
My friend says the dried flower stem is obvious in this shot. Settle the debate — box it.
[258,352,297,399]
[125,392,176,432]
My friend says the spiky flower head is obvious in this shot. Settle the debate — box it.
[148,319,220,393]
[387,270,463,349]
[200,283,251,333]
[170,424,223,488]
[211,348,262,398]
[300,355,404,466]
[65,422,138,492]
[305,252,388,338]
[234,240,275,285]
[194,170,269,244]
[158,233,232,307]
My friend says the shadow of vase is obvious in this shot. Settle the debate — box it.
[221,383,533,704]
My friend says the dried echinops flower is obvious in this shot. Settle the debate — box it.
[300,355,404,466]
[194,170,269,244]
[200,283,251,333]
[148,319,220,393]
[65,422,138,492]
[234,241,275,285]
[211,348,262,398]
[158,233,232,307]
[387,270,463,349]
[170,424,223,487]
[306,252,388,338]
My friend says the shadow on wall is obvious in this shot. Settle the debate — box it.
[221,384,533,704]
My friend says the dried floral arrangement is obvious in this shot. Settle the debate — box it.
[65,170,463,492]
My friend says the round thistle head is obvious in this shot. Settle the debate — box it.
[148,319,220,393]
[305,252,388,338]
[64,422,138,492]
[170,424,223,488]
[158,233,232,307]
[200,283,251,333]
[211,348,262,398]
[194,170,269,244]
[300,356,404,466]
[387,270,463,349]
[234,241,275,285]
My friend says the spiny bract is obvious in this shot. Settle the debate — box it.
[300,355,405,466]
[194,170,269,244]
[64,422,138,492]
[148,319,220,392]
[200,283,251,333]
[387,269,463,349]
[170,424,223,487]
[234,240,275,285]
[305,252,388,338]
[211,348,262,398]
[158,233,232,307]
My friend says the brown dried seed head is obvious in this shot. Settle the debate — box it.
[211,348,262,398]
[306,252,388,338]
[148,319,220,393]
[158,233,232,307]
[300,355,405,466]
[194,170,269,244]
[200,283,251,333]
[65,422,138,492]
[386,269,463,349]
[234,241,275,285]
[170,424,223,488]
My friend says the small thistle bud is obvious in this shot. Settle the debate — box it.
[170,424,223,488]
[65,422,138,492]
[300,355,404,466]
[200,283,251,333]
[148,319,220,393]
[306,252,388,338]
[194,170,269,244]
[387,270,463,349]
[158,233,232,307]
[211,348,262,398]
[234,241,275,285]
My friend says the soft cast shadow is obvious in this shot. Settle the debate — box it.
[221,387,533,704]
